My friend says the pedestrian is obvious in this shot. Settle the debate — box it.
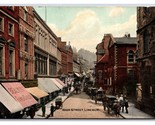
[22,112,27,119]
[29,107,35,119]
[124,98,129,113]
[50,103,55,117]
[118,94,124,112]
[41,104,46,117]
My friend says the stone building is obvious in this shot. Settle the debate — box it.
[137,7,155,116]
[0,6,19,81]
[34,9,57,78]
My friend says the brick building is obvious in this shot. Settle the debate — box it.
[18,6,35,83]
[95,34,112,90]
[0,6,19,81]
[108,35,137,95]
[57,38,67,75]
[95,34,137,95]
[66,42,73,74]
[137,7,155,116]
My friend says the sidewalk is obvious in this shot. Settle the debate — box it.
[32,87,74,119]
[120,102,154,119]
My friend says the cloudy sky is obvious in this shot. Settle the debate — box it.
[34,6,137,52]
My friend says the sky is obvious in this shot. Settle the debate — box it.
[34,6,137,52]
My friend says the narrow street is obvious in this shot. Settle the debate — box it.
[51,91,120,119]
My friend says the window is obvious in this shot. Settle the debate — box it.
[9,49,14,76]
[7,6,14,11]
[0,17,4,32]
[8,23,14,36]
[128,50,134,63]
[24,34,28,52]
[0,46,3,75]
[143,31,149,54]
[23,6,28,21]
[25,59,28,79]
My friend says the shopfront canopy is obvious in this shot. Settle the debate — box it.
[55,78,66,86]
[26,87,49,99]
[0,85,23,113]
[50,78,64,89]
[2,82,37,109]
[38,78,60,93]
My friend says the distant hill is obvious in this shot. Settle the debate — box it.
[78,48,96,69]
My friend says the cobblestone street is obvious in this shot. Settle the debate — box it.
[50,91,120,119]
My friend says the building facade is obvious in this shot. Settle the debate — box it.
[66,43,73,74]
[108,35,137,95]
[95,34,112,90]
[34,10,57,78]
[0,6,19,81]
[137,7,155,116]
[18,6,35,82]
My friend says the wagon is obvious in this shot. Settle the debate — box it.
[55,97,62,109]
[105,95,117,114]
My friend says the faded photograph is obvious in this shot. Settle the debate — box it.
[0,6,154,119]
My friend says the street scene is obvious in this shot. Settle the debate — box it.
[0,5,155,120]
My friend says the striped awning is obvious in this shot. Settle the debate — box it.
[2,82,37,109]
[38,78,60,93]
[50,78,64,89]
[0,85,23,113]
[26,87,49,99]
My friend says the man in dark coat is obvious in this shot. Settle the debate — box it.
[42,104,46,117]
[50,103,55,117]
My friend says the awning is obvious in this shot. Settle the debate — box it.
[26,87,49,99]
[38,78,60,93]
[0,85,23,113]
[55,78,66,86]
[50,78,64,89]
[2,82,37,109]
[74,73,81,77]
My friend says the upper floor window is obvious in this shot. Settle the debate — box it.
[8,22,14,36]
[0,46,3,75]
[24,6,28,21]
[0,17,4,32]
[24,34,28,52]
[128,50,134,63]
[7,6,14,11]
[9,49,14,76]
[25,59,28,79]
[143,30,149,54]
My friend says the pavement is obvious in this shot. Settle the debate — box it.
[27,87,154,119]
[119,102,154,119]
[32,87,74,119]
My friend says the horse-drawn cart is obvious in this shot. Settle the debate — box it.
[55,97,62,109]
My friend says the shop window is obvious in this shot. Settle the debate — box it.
[8,23,14,36]
[0,17,4,32]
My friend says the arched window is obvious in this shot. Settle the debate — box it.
[128,50,134,63]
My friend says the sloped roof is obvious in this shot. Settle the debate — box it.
[97,54,108,63]
[114,37,137,45]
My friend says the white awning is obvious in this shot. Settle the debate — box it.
[74,73,81,77]
[51,78,64,89]
[38,78,60,93]
[26,87,49,99]
[0,85,24,113]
